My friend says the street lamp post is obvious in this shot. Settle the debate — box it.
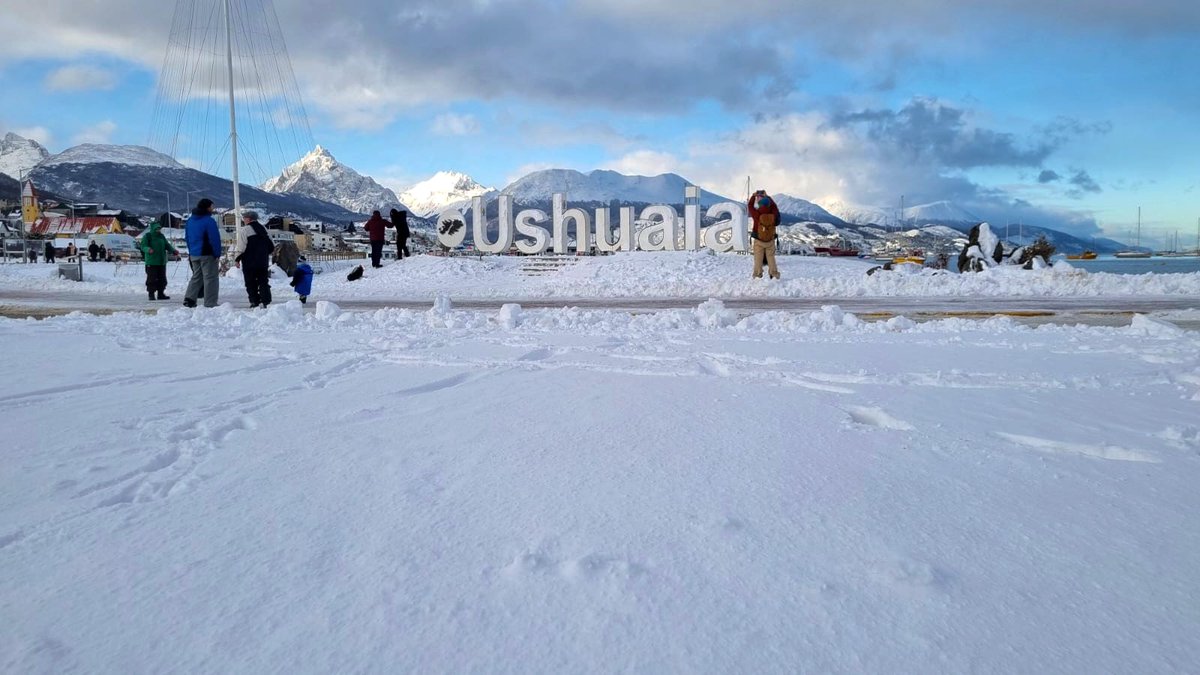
[147,189,171,227]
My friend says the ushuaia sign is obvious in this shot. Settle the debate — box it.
[437,189,751,254]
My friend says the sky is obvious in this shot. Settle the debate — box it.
[1,0,1198,242]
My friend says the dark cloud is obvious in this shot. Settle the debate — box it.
[1065,169,1102,198]
[830,98,1057,169]
[1038,170,1062,183]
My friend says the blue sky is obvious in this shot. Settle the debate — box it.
[2,0,1197,242]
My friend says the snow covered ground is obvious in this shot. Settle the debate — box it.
[2,301,1199,672]
[3,252,1200,304]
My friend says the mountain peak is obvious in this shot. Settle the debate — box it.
[0,132,52,179]
[399,171,495,217]
[262,147,406,215]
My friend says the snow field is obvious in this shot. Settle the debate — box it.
[2,250,1200,302]
[1,302,1199,671]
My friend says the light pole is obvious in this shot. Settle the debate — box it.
[147,189,171,226]
[184,189,203,218]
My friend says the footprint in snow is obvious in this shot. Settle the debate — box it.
[845,406,915,431]
[996,432,1157,463]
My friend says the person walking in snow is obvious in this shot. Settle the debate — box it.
[183,198,222,308]
[139,219,178,301]
[390,208,411,260]
[44,240,56,264]
[364,210,388,268]
[88,240,99,262]
[748,190,781,280]
[98,244,108,262]
[290,255,314,304]
[234,210,275,308]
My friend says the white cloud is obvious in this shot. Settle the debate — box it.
[431,113,481,136]
[45,65,118,92]
[72,120,118,145]
[601,150,679,177]
[13,126,55,147]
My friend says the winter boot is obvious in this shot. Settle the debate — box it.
[183,298,197,308]
[149,291,157,301]
[157,291,170,300]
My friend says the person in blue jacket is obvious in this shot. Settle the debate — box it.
[183,198,222,308]
[290,255,314,304]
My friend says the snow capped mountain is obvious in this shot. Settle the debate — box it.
[771,194,845,225]
[821,199,981,227]
[262,145,407,215]
[822,199,896,226]
[399,171,495,217]
[40,144,185,170]
[501,169,730,206]
[903,200,980,225]
[0,132,52,179]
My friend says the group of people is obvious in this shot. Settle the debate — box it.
[364,208,411,268]
[141,193,778,309]
[144,198,312,308]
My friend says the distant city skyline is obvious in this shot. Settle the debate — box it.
[1,0,1197,241]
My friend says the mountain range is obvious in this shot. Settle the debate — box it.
[0,132,1130,253]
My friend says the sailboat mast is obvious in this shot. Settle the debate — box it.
[223,0,242,229]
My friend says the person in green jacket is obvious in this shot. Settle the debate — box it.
[139,221,178,301]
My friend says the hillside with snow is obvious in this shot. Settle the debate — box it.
[0,132,51,180]
[823,199,896,227]
[399,171,495,217]
[501,169,730,206]
[262,146,407,215]
[772,194,846,225]
[39,144,185,171]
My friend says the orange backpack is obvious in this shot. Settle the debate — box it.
[757,212,778,242]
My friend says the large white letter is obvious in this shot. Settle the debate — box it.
[637,204,680,252]
[684,202,702,251]
[594,206,635,253]
[702,202,749,253]
[473,195,514,254]
[515,209,551,255]
[552,193,592,254]
[436,208,467,249]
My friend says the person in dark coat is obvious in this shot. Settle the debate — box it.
[98,244,108,262]
[234,210,275,308]
[390,208,411,260]
[364,210,388,268]
[183,198,222,308]
[88,240,100,262]
[44,240,56,263]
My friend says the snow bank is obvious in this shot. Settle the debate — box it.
[5,252,1199,302]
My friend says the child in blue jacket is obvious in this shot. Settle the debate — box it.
[290,255,314,304]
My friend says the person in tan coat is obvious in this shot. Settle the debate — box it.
[748,190,781,279]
